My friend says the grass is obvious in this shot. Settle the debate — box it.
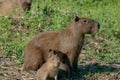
[0,0,120,79]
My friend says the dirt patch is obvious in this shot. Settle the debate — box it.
[0,55,35,80]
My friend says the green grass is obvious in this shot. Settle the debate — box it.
[0,0,120,77]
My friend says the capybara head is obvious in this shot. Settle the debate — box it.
[73,16,100,34]
[48,49,61,67]
[49,49,68,61]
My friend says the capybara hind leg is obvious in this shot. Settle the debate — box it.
[23,46,44,71]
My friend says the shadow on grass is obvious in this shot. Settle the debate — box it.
[77,63,120,79]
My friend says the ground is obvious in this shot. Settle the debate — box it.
[0,54,35,80]
[0,53,119,80]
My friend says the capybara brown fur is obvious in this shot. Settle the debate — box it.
[23,16,100,77]
[36,49,61,80]
[0,0,32,16]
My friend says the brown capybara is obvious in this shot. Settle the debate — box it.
[36,49,61,80]
[0,0,32,16]
[23,16,100,76]
[51,50,71,78]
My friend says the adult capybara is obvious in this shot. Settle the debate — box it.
[0,0,32,16]
[23,16,100,76]
[36,49,61,80]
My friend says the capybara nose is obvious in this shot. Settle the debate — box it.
[97,23,100,29]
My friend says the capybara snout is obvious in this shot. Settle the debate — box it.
[91,19,100,34]
[88,19,100,34]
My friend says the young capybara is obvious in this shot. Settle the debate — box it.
[23,16,100,77]
[36,49,61,80]
[0,0,32,16]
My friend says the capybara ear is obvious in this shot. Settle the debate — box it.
[74,16,79,22]
[53,50,57,55]
[53,50,59,56]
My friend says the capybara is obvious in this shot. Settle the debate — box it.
[23,16,100,77]
[0,0,32,16]
[36,49,61,80]
[51,50,71,78]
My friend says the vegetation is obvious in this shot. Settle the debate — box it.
[0,0,120,79]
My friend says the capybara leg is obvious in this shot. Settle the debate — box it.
[72,59,78,72]
[70,59,79,79]
[23,46,44,71]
